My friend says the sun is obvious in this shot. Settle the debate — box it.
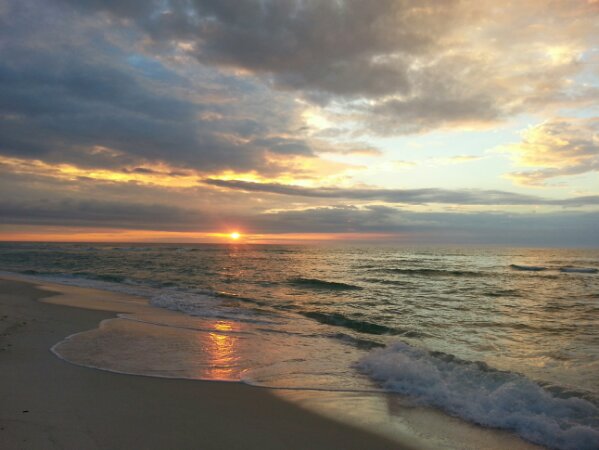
[229,232,241,240]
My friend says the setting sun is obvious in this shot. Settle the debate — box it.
[229,232,241,240]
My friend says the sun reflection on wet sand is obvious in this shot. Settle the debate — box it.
[204,321,240,380]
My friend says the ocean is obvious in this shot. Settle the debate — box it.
[1,242,598,449]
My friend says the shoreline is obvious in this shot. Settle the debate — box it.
[0,276,411,450]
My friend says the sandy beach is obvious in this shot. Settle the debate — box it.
[0,277,408,450]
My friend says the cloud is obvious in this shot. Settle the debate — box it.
[66,0,447,97]
[505,117,599,186]
[314,141,383,157]
[0,198,203,231]
[203,179,599,206]
[1,160,596,245]
[0,1,323,175]
[1,0,597,248]
[2,0,596,183]
[59,0,599,133]
[2,198,597,246]
[252,206,599,246]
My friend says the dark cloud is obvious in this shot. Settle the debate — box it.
[253,205,404,234]
[367,91,503,134]
[0,199,202,231]
[0,53,205,165]
[0,0,318,173]
[252,206,599,247]
[249,136,313,156]
[64,0,450,98]
[203,179,599,206]
[124,167,160,175]
[58,0,599,133]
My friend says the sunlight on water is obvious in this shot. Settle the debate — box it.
[205,321,240,380]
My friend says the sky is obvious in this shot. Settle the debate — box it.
[0,0,598,246]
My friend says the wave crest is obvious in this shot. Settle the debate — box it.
[560,267,598,274]
[383,268,483,277]
[357,342,599,450]
[288,277,362,290]
[509,264,547,271]
[301,311,423,337]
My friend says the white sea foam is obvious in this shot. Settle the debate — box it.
[357,341,599,450]
[56,274,272,324]
[149,289,280,325]
[8,271,259,323]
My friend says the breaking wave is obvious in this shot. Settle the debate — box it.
[358,342,599,450]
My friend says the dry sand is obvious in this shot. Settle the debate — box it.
[0,277,409,450]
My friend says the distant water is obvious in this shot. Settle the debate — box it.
[1,242,598,449]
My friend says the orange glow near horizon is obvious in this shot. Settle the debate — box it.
[229,232,241,240]
[0,226,405,244]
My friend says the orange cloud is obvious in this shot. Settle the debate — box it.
[0,156,202,188]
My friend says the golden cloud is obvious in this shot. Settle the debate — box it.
[503,117,599,186]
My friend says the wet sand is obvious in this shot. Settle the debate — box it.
[0,277,410,450]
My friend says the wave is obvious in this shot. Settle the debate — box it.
[264,248,297,254]
[90,273,128,283]
[355,259,431,269]
[328,332,385,350]
[560,267,598,274]
[288,277,363,290]
[353,264,379,269]
[383,268,483,277]
[18,269,130,284]
[45,269,129,283]
[511,264,598,274]
[483,289,522,298]
[20,269,43,275]
[148,290,281,325]
[510,264,547,272]
[358,342,599,450]
[13,270,268,324]
[360,278,413,286]
[109,246,155,252]
[215,291,267,306]
[302,311,395,335]
[301,311,423,337]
